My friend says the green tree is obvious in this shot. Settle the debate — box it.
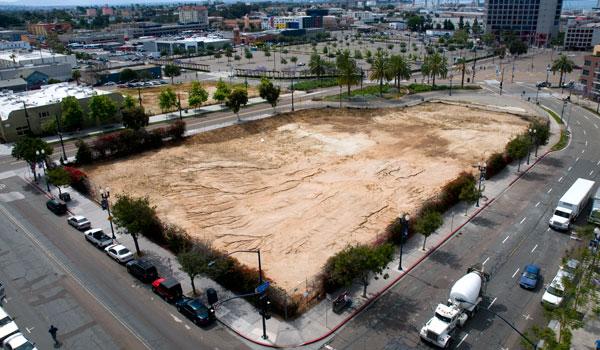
[370,50,392,96]
[472,18,482,35]
[72,70,81,85]
[336,50,359,95]
[414,210,443,250]
[163,64,181,85]
[309,52,326,80]
[177,250,208,295]
[551,54,575,88]
[354,49,363,59]
[188,81,209,109]
[481,32,495,46]
[506,134,531,172]
[213,79,231,103]
[226,87,248,121]
[325,244,394,297]
[119,68,138,83]
[75,140,93,164]
[46,167,71,195]
[508,39,528,56]
[452,29,468,46]
[290,56,298,64]
[158,87,177,113]
[387,55,411,89]
[122,95,136,109]
[458,178,480,215]
[112,194,163,255]
[61,96,85,131]
[121,106,148,130]
[11,137,53,181]
[455,57,469,88]
[88,95,117,126]
[422,52,448,88]
[258,77,280,110]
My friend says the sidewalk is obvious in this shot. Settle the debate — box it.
[25,92,562,349]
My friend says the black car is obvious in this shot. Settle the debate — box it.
[126,259,158,283]
[175,297,215,326]
[46,199,67,215]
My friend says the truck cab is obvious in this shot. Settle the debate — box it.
[549,207,572,230]
[420,304,467,348]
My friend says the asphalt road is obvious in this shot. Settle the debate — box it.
[326,85,598,350]
[0,175,251,350]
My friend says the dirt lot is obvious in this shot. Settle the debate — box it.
[85,103,529,292]
[118,81,259,116]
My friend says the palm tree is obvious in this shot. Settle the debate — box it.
[309,52,326,81]
[455,57,469,88]
[9,53,17,65]
[423,53,448,88]
[551,54,575,88]
[72,70,81,85]
[387,55,411,89]
[369,50,392,96]
[336,50,359,95]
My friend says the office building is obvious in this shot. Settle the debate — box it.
[564,21,600,50]
[485,0,563,46]
[579,45,600,97]
[0,83,123,142]
[142,36,231,55]
[27,22,72,36]
[178,6,209,26]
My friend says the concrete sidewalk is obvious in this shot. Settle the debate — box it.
[22,92,562,349]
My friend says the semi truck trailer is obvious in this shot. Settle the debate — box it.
[549,178,595,231]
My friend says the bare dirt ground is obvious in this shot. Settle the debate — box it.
[85,103,530,292]
[117,81,259,116]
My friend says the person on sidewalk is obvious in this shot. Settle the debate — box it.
[49,325,59,346]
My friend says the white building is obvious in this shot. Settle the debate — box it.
[0,50,76,69]
[143,36,232,55]
[350,11,385,24]
[178,6,209,26]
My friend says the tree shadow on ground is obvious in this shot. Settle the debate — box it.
[428,250,463,270]
[470,216,497,229]
[540,156,564,169]
[520,170,551,182]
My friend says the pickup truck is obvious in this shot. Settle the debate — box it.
[84,228,113,248]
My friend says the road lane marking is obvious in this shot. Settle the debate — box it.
[585,140,588,146]
[502,236,510,244]
[170,313,183,323]
[483,257,490,265]
[488,297,497,309]
[184,325,191,330]
[597,160,600,166]
[547,188,553,194]
[595,123,599,129]
[577,120,581,125]
[520,217,526,224]
[547,227,551,232]
[512,268,520,278]
[558,176,563,182]
[535,201,540,207]
[25,327,34,333]
[576,157,580,162]
[584,115,589,120]
[457,334,469,348]
[531,244,538,253]
[567,167,572,171]
[584,130,587,136]
[582,149,585,154]
[590,170,594,176]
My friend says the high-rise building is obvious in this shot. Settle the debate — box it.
[485,0,563,46]
[178,6,209,26]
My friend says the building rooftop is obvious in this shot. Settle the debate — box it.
[0,50,69,63]
[0,83,111,121]
[155,36,230,44]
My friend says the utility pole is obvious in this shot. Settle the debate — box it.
[499,67,505,95]
[54,114,68,162]
[291,75,295,112]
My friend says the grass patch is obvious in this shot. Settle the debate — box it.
[540,106,564,125]
[551,129,569,151]
[292,78,338,91]
[407,83,481,94]
[323,84,404,101]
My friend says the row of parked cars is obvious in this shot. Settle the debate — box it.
[0,306,38,350]
[110,80,168,88]
[518,258,580,309]
[64,213,216,327]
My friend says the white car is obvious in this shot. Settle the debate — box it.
[67,215,91,230]
[2,333,37,350]
[105,244,134,263]
[0,307,18,343]
[541,270,568,307]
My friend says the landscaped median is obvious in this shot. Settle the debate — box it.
[540,105,569,151]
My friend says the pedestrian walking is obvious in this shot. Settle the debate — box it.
[49,325,58,345]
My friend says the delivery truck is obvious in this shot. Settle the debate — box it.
[549,178,595,231]
[589,187,600,225]
[420,265,490,348]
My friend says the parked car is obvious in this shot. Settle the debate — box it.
[559,259,580,279]
[151,277,183,303]
[103,82,116,86]
[0,307,19,343]
[175,297,215,326]
[126,259,158,283]
[84,228,113,248]
[541,270,568,307]
[67,215,91,230]
[2,333,37,350]
[104,244,134,263]
[0,281,4,301]
[46,199,67,215]
[519,264,540,290]
[536,81,551,88]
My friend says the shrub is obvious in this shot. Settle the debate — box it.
[163,223,193,254]
[167,120,186,140]
[485,152,508,179]
[75,140,93,164]
[64,166,90,194]
[439,171,475,210]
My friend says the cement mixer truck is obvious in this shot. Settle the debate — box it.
[420,265,490,348]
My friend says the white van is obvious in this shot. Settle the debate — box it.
[0,307,19,343]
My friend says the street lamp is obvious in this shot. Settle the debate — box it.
[448,74,453,96]
[398,213,410,271]
[545,64,551,85]
[100,187,116,239]
[455,298,537,349]
[527,128,537,164]
[560,98,567,123]
[208,249,269,340]
[472,162,486,207]
[36,149,50,192]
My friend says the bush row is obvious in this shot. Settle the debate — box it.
[76,121,185,164]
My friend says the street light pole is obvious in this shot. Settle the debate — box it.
[291,75,295,112]
[54,114,68,163]
[36,149,50,192]
[473,162,486,207]
[398,213,409,271]
[449,74,453,96]
[101,188,116,239]
[526,128,535,165]
[545,64,550,85]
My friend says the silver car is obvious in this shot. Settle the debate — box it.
[67,215,91,230]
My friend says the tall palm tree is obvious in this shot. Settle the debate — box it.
[309,52,325,81]
[455,57,469,88]
[423,53,448,88]
[369,50,392,96]
[336,50,359,95]
[551,54,575,88]
[387,55,411,89]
